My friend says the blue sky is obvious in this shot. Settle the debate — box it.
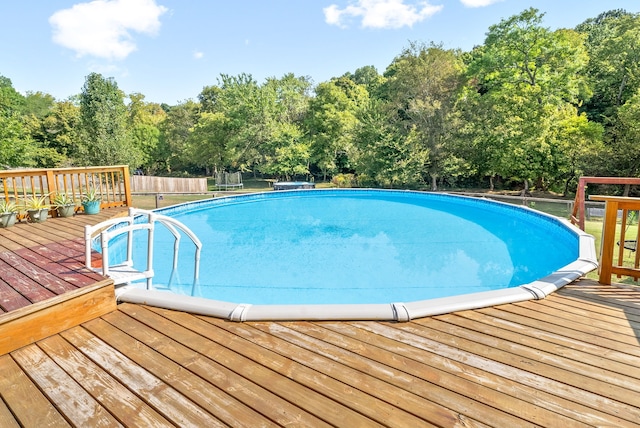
[2,0,639,105]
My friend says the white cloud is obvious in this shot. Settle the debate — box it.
[193,51,204,60]
[460,0,503,7]
[49,0,168,60]
[324,0,443,29]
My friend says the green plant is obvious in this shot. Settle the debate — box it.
[82,187,101,202]
[23,194,50,211]
[52,192,75,207]
[0,200,19,213]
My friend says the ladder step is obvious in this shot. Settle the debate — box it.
[105,264,153,285]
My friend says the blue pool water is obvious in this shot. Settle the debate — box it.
[122,190,578,305]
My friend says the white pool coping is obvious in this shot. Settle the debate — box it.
[116,216,598,322]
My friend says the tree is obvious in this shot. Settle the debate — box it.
[606,89,640,177]
[128,93,166,172]
[260,122,309,180]
[194,73,311,178]
[0,76,37,167]
[0,75,25,116]
[465,8,592,193]
[306,76,368,180]
[39,100,81,164]
[382,42,465,190]
[353,99,428,188]
[156,100,200,174]
[575,10,640,179]
[0,113,35,168]
[258,74,312,179]
[577,10,640,122]
[187,111,231,175]
[78,73,141,167]
[349,65,386,96]
[21,91,55,119]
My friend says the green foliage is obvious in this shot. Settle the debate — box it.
[0,200,19,213]
[381,42,465,190]
[604,89,640,177]
[156,100,200,174]
[82,187,101,202]
[464,8,594,192]
[2,7,640,193]
[306,76,368,179]
[331,173,357,188]
[128,92,165,170]
[22,91,55,118]
[577,10,640,121]
[0,75,25,115]
[23,194,50,210]
[78,73,142,167]
[0,113,37,168]
[52,192,75,207]
[353,100,428,188]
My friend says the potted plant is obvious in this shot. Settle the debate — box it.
[52,192,76,217]
[23,195,50,223]
[0,200,19,228]
[82,187,101,215]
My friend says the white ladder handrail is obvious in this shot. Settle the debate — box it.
[84,216,134,270]
[129,208,203,280]
[84,208,203,288]
[101,223,155,288]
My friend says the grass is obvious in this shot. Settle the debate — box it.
[584,219,639,285]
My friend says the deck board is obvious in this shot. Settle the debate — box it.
[61,325,227,427]
[37,334,174,427]
[118,303,387,427]
[83,315,282,428]
[0,279,31,312]
[2,206,640,426]
[0,208,126,312]
[0,354,70,427]
[11,343,123,427]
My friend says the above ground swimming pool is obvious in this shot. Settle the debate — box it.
[115,189,598,321]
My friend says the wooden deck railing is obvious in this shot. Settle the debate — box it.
[0,165,132,215]
[571,176,640,230]
[589,195,640,285]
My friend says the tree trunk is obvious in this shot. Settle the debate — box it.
[521,179,531,197]
[431,174,438,191]
[489,175,495,191]
[563,173,575,197]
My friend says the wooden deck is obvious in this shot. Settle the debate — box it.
[1,210,640,427]
[0,207,128,313]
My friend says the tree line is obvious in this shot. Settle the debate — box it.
[1,8,639,194]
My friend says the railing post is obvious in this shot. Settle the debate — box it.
[598,199,618,285]
[577,178,586,230]
[122,165,132,207]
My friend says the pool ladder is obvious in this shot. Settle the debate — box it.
[84,208,202,289]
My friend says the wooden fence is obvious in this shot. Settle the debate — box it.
[589,195,640,285]
[130,175,207,193]
[0,165,132,215]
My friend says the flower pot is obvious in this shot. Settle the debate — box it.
[56,204,76,218]
[82,201,101,215]
[0,212,17,228]
[27,208,49,223]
